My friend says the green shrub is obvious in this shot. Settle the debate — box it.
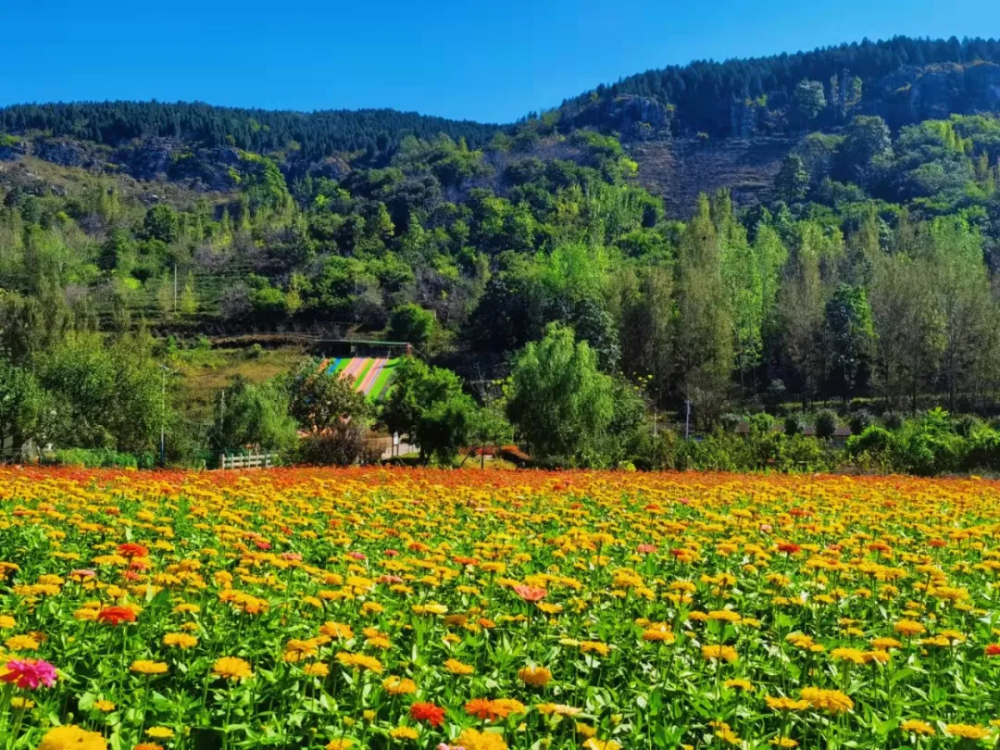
[814,410,838,440]
[784,415,804,437]
[47,448,141,469]
[849,409,875,435]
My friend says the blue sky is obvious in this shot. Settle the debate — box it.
[2,0,999,123]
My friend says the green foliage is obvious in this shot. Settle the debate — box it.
[286,358,371,433]
[208,376,299,453]
[814,409,838,439]
[387,303,437,350]
[381,358,475,465]
[506,323,629,467]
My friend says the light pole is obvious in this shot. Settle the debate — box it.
[685,399,692,440]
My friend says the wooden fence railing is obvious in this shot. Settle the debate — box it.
[218,452,276,470]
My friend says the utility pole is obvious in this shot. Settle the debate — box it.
[159,364,172,466]
[685,399,692,440]
[173,265,178,315]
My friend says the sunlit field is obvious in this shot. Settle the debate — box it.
[3,467,1000,749]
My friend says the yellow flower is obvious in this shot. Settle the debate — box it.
[212,657,253,681]
[701,645,738,663]
[326,741,353,750]
[946,724,991,740]
[800,687,853,714]
[830,647,866,665]
[131,660,169,675]
[583,740,621,750]
[456,728,508,750]
[0,615,16,629]
[893,620,925,637]
[579,641,611,656]
[724,679,753,691]
[5,634,40,652]
[444,658,475,675]
[336,652,383,673]
[163,632,198,649]
[383,676,417,695]
[517,665,552,687]
[146,727,175,739]
[901,720,936,736]
[93,700,116,712]
[38,726,107,750]
[303,662,330,677]
[10,696,35,709]
[390,726,419,740]
[770,739,799,748]
[765,696,810,711]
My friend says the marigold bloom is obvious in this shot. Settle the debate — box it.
[701,645,738,663]
[5,634,40,652]
[146,727,174,739]
[38,726,107,750]
[901,720,935,736]
[163,633,198,649]
[336,652,383,673]
[893,620,925,637]
[444,658,474,675]
[456,728,508,750]
[326,741,353,750]
[303,663,330,677]
[770,739,799,748]
[389,727,419,740]
[724,679,753,691]
[382,675,417,695]
[410,701,446,726]
[518,665,552,686]
[94,699,116,712]
[212,657,253,681]
[131,660,168,675]
[800,687,853,713]
[765,696,810,711]
[946,724,991,740]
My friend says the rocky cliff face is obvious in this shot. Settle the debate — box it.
[875,62,1000,127]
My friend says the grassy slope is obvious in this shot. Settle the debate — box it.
[170,346,306,421]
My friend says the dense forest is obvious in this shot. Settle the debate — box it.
[562,35,1000,137]
[0,101,503,162]
[4,35,1000,470]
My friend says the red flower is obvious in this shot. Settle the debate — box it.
[513,585,547,602]
[928,539,948,548]
[985,644,1000,657]
[96,606,137,626]
[410,701,446,727]
[117,543,149,558]
[777,543,801,555]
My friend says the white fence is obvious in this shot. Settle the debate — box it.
[218,452,277,470]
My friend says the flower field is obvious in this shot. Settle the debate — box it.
[3,468,1000,749]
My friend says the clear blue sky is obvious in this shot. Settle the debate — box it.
[2,0,999,123]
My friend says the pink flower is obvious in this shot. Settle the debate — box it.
[253,539,272,550]
[280,552,302,561]
[378,574,404,584]
[384,549,399,557]
[637,544,657,554]
[1,659,58,689]
[759,524,773,533]
[348,551,366,560]
[677,497,691,506]
[70,569,97,579]
[513,585,548,602]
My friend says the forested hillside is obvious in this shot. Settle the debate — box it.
[4,35,1000,466]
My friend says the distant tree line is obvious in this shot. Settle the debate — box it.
[0,101,504,162]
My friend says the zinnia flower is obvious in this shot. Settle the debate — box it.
[517,665,552,686]
[455,728,508,750]
[97,606,137,626]
[410,701,446,727]
[37,725,107,750]
[0,658,58,689]
[212,657,253,681]
[131,660,168,675]
[901,720,935,736]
